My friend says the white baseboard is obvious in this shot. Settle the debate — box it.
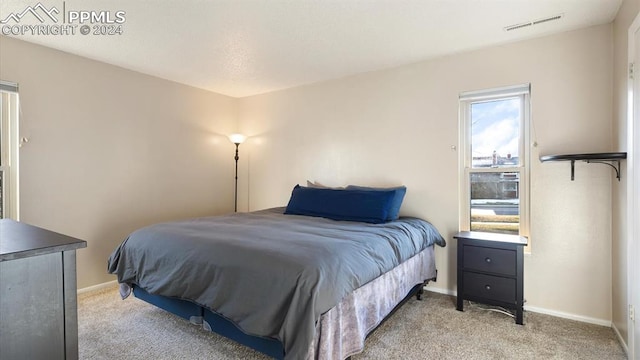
[424,288,611,327]
[612,322,629,355]
[77,280,118,295]
[521,305,611,327]
[425,286,456,296]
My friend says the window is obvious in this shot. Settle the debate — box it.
[459,84,530,236]
[0,81,20,220]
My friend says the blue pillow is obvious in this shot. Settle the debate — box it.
[284,185,396,224]
[345,185,406,221]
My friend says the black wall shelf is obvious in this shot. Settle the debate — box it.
[539,152,627,181]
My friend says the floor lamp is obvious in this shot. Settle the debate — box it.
[228,134,246,212]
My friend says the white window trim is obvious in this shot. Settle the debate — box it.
[458,84,531,239]
[1,84,20,221]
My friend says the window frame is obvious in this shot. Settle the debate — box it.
[0,81,20,220]
[458,84,531,238]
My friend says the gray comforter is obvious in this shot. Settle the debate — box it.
[107,207,445,360]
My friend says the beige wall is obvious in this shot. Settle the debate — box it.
[238,25,615,322]
[613,0,640,348]
[0,36,238,288]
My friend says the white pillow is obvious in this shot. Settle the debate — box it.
[306,180,344,189]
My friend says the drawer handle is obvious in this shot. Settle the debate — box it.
[485,257,492,263]
[485,285,491,291]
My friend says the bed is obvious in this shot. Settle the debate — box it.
[108,198,445,359]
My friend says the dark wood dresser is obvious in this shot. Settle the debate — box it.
[0,219,87,359]
[455,231,527,325]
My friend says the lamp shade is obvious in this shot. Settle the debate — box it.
[228,133,246,145]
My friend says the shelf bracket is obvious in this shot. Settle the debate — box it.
[570,160,575,181]
[584,159,622,181]
[539,152,627,182]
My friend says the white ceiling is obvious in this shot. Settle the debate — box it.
[0,0,623,98]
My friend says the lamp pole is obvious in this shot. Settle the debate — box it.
[234,142,240,212]
[228,133,246,213]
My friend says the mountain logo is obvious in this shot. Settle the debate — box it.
[0,2,60,24]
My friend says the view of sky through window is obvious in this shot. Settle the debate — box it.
[471,98,520,168]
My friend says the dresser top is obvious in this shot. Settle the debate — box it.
[0,219,87,261]
[454,231,528,245]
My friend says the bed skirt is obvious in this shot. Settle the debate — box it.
[308,245,436,359]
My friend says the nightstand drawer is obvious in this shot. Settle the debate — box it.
[463,245,516,276]
[463,272,516,303]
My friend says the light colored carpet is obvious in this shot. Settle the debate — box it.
[78,285,626,359]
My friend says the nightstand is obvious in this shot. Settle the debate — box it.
[455,231,527,325]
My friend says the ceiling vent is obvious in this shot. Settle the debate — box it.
[504,13,564,32]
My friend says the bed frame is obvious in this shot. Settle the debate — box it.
[133,285,283,357]
[132,280,430,359]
